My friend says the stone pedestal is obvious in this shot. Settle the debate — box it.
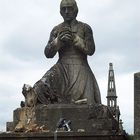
[9,104,119,134]
[134,72,140,140]
[5,104,128,139]
[34,104,116,133]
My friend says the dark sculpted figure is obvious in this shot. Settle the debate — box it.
[34,0,101,105]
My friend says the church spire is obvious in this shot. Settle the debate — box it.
[107,63,117,108]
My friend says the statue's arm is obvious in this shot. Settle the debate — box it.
[44,27,61,58]
[73,24,95,56]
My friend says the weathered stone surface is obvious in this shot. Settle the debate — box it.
[134,72,140,140]
[6,122,14,132]
[33,0,101,105]
[10,104,120,134]
[0,132,128,140]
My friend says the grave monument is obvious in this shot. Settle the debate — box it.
[1,0,128,139]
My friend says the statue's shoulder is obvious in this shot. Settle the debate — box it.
[52,23,64,32]
[50,23,63,36]
[78,21,93,31]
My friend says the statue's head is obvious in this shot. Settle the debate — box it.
[60,0,78,22]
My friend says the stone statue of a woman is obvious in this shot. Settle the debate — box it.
[33,0,101,105]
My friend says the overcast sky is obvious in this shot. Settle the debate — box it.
[0,0,139,134]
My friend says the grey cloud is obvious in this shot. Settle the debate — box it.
[87,0,140,75]
[4,33,44,61]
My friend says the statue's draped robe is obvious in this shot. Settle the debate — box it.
[34,20,101,105]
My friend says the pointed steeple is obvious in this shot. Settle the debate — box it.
[107,63,121,127]
[107,63,117,108]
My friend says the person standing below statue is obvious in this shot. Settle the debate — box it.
[33,0,101,105]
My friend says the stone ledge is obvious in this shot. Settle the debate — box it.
[0,132,128,140]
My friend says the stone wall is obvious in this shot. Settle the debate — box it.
[134,72,140,140]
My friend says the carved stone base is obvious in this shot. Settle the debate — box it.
[7,104,120,134]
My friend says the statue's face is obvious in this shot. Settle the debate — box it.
[60,0,78,22]
[61,6,75,21]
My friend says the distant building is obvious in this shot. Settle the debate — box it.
[107,63,120,123]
